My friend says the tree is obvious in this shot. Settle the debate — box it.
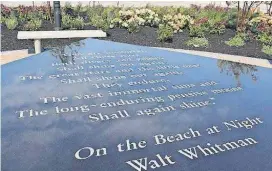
[237,1,263,32]
[227,1,264,31]
[265,1,272,16]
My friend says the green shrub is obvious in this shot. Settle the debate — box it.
[153,6,177,17]
[194,6,228,33]
[189,25,206,37]
[5,16,18,30]
[209,22,226,34]
[101,6,120,21]
[86,5,105,19]
[127,20,140,33]
[262,45,272,55]
[257,33,272,45]
[225,35,245,47]
[237,32,251,41]
[62,14,84,30]
[185,37,209,47]
[0,16,6,24]
[23,18,42,31]
[62,14,72,29]
[71,16,84,29]
[75,2,83,14]
[157,24,174,42]
[91,15,109,32]
[226,8,237,29]
[177,7,191,15]
[63,2,72,11]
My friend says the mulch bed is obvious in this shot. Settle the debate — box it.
[1,21,271,59]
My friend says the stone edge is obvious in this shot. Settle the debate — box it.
[154,47,272,69]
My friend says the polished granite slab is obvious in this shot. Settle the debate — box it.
[1,38,272,171]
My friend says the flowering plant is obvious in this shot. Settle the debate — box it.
[162,13,193,33]
[248,13,272,34]
[110,8,160,30]
[1,4,11,17]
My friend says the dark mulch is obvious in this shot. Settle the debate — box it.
[101,27,271,59]
[1,21,86,53]
[1,23,271,59]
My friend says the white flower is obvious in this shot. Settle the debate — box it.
[127,18,134,23]
[178,13,182,18]
[110,24,114,28]
[122,22,128,28]
[137,17,145,25]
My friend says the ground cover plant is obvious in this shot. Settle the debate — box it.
[225,34,245,47]
[4,16,18,30]
[185,37,209,47]
[1,2,271,58]
[262,45,272,55]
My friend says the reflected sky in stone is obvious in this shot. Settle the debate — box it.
[1,39,272,171]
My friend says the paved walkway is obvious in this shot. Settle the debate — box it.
[1,48,272,69]
[1,49,32,65]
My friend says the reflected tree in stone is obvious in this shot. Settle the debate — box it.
[217,59,258,86]
[50,41,85,64]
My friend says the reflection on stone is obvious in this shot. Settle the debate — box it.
[50,41,85,64]
[2,38,272,171]
[217,60,258,86]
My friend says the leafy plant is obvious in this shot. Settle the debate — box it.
[86,5,105,20]
[23,17,42,31]
[91,15,110,32]
[189,17,209,37]
[257,33,272,45]
[157,24,174,42]
[197,5,228,30]
[189,24,206,37]
[1,4,11,17]
[35,5,51,21]
[72,16,85,29]
[226,8,238,29]
[62,14,84,30]
[177,7,191,15]
[248,12,272,35]
[261,45,272,55]
[162,14,193,33]
[209,21,226,34]
[185,37,209,47]
[102,6,120,21]
[75,2,83,14]
[63,2,75,16]
[63,2,72,11]
[0,16,6,24]
[5,16,18,30]
[152,6,178,17]
[127,20,140,33]
[225,34,245,47]
[234,1,264,31]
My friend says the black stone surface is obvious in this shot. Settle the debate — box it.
[1,39,272,171]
